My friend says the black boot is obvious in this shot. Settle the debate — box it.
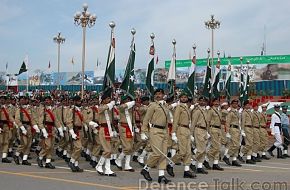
[277,148,287,159]
[85,154,91,161]
[140,169,152,181]
[238,155,245,163]
[203,160,212,170]
[132,155,138,162]
[246,159,256,164]
[7,151,13,158]
[222,156,231,166]
[184,171,196,178]
[267,145,276,157]
[75,166,84,172]
[261,155,270,160]
[196,168,208,174]
[69,162,77,172]
[158,176,171,184]
[37,158,43,167]
[13,155,20,165]
[2,158,12,163]
[255,156,262,162]
[90,160,97,168]
[212,164,224,171]
[232,160,242,167]
[45,163,56,169]
[166,164,175,177]
[22,160,32,165]
[190,164,196,172]
[110,159,117,166]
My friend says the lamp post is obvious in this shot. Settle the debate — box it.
[74,3,96,99]
[205,15,220,66]
[53,32,65,90]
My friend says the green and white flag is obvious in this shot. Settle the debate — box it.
[225,60,232,102]
[212,56,221,99]
[167,43,176,99]
[18,61,28,75]
[120,36,136,99]
[103,29,116,94]
[145,44,155,98]
[186,49,196,98]
[202,52,212,99]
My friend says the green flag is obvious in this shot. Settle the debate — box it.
[202,52,212,99]
[120,40,136,99]
[225,62,232,102]
[212,56,221,99]
[186,51,196,98]
[239,59,245,104]
[103,31,115,94]
[18,61,27,75]
[167,43,176,99]
[145,44,155,98]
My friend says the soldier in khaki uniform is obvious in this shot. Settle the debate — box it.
[241,100,256,164]
[7,96,17,158]
[115,95,135,172]
[14,96,39,165]
[206,98,224,170]
[0,95,14,163]
[191,96,210,174]
[95,92,117,177]
[166,96,178,158]
[166,92,196,178]
[259,104,270,160]
[220,102,230,150]
[37,96,63,169]
[140,89,170,184]
[251,103,262,162]
[222,99,242,167]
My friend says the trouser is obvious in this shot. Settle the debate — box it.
[17,125,32,155]
[133,132,146,152]
[194,127,208,163]
[91,133,102,157]
[242,127,254,156]
[252,127,261,154]
[221,124,228,146]
[274,132,283,149]
[39,136,55,159]
[172,127,192,166]
[282,127,289,146]
[71,129,84,161]
[259,127,269,152]
[0,125,11,154]
[119,125,134,155]
[59,129,70,151]
[8,127,17,150]
[207,127,222,161]
[227,127,240,157]
[99,127,112,158]
[146,127,168,170]
[111,136,120,155]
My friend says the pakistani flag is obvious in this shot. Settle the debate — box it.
[167,43,176,99]
[239,59,245,104]
[225,61,232,102]
[243,64,250,101]
[145,44,155,98]
[120,37,136,99]
[202,52,212,99]
[18,61,28,75]
[103,30,116,94]
[186,50,196,98]
[212,56,221,99]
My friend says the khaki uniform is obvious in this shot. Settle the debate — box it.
[133,105,147,152]
[38,106,61,159]
[207,107,222,161]
[15,106,36,155]
[8,105,17,151]
[118,103,135,155]
[259,112,269,153]
[56,106,71,155]
[142,101,169,170]
[171,103,192,166]
[221,109,228,145]
[242,110,254,156]
[191,106,208,164]
[0,106,14,154]
[226,109,240,157]
[81,107,91,149]
[252,111,261,155]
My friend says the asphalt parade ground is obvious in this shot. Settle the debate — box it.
[0,155,290,190]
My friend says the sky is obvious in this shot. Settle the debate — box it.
[1,0,290,74]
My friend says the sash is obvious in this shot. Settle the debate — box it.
[20,108,32,125]
[2,108,13,128]
[75,110,84,122]
[121,123,133,138]
[124,108,134,137]
[45,109,55,136]
[168,123,173,135]
[104,110,113,137]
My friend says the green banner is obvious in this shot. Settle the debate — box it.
[165,55,290,68]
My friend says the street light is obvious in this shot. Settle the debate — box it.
[74,3,97,99]
[53,32,65,90]
[205,15,220,66]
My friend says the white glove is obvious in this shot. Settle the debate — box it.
[69,129,77,140]
[126,101,135,109]
[41,128,48,138]
[112,131,118,137]
[206,132,211,139]
[227,107,231,111]
[32,125,40,133]
[171,102,178,109]
[0,128,2,134]
[206,106,211,110]
[241,130,246,137]
[20,126,27,135]
[63,126,67,131]
[226,132,231,139]
[13,121,19,129]
[83,124,88,132]
[93,128,98,134]
[89,121,99,128]
[190,135,195,143]
[141,133,148,140]
[106,101,115,110]
[171,132,178,143]
[135,127,140,133]
[58,127,64,137]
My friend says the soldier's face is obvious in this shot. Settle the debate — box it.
[262,107,267,112]
[154,92,164,101]
[199,100,207,106]
[102,97,111,104]
[253,106,258,111]
[142,100,149,106]
[179,95,188,103]
[282,109,287,113]
[231,102,238,109]
[75,100,82,107]
[45,99,52,106]
[213,100,220,107]
[19,98,26,105]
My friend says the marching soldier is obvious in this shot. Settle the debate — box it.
[166,92,196,178]
[251,103,262,162]
[191,96,210,174]
[95,92,117,177]
[222,99,242,167]
[259,104,270,160]
[37,96,63,169]
[166,96,178,158]
[7,96,17,158]
[140,89,171,184]
[14,96,39,165]
[206,98,224,170]
[220,102,230,156]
